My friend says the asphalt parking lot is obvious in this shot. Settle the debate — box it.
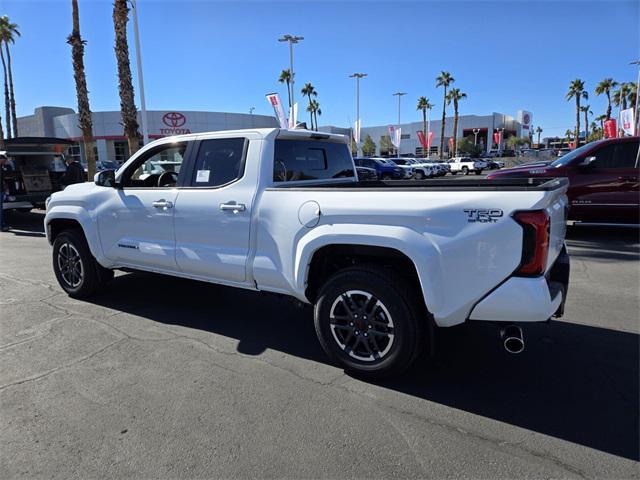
[1,210,638,479]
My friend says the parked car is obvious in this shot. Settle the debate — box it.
[45,128,570,378]
[487,136,639,225]
[355,166,378,181]
[385,158,415,178]
[486,159,505,169]
[448,157,487,175]
[392,158,436,179]
[353,157,404,180]
[556,148,571,157]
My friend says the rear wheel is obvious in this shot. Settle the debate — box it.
[462,166,469,175]
[52,229,112,298]
[414,171,424,180]
[314,266,425,378]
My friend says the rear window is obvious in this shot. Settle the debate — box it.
[273,139,355,182]
[191,138,246,187]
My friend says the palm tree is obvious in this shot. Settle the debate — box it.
[595,78,618,120]
[595,114,606,139]
[312,99,321,131]
[445,88,466,158]
[535,126,543,146]
[67,0,96,179]
[0,28,10,138]
[613,82,632,110]
[416,96,434,157]
[300,82,317,129]
[627,82,637,110]
[0,16,19,138]
[435,71,454,158]
[113,0,140,157]
[0,111,4,149]
[278,69,292,113]
[566,79,585,149]
[580,104,592,143]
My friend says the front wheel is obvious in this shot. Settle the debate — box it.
[53,229,112,298]
[414,171,424,180]
[314,266,425,378]
[462,166,469,175]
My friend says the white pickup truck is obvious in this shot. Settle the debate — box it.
[45,128,570,378]
[449,157,488,175]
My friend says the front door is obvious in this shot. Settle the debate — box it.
[98,142,189,270]
[173,137,253,284]
[569,139,639,224]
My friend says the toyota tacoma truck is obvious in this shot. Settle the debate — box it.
[45,128,570,378]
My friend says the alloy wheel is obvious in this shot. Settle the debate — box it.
[57,242,84,288]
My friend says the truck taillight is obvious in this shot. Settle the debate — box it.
[513,210,550,277]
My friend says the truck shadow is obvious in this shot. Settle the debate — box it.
[87,270,639,462]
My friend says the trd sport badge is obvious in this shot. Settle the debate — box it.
[464,209,504,223]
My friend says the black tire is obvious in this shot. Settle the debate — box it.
[462,166,469,175]
[451,171,457,175]
[314,265,426,379]
[52,229,111,298]
[414,171,424,180]
[475,170,482,175]
[381,174,392,180]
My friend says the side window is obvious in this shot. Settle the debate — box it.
[273,139,355,182]
[191,138,246,187]
[590,145,615,168]
[611,142,639,168]
[123,143,187,188]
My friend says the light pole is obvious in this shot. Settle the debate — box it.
[392,91,407,157]
[497,127,505,154]
[131,0,148,145]
[349,73,367,156]
[249,107,255,127]
[426,104,431,159]
[278,34,304,121]
[473,128,480,146]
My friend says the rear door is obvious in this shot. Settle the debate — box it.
[569,139,639,224]
[173,137,254,285]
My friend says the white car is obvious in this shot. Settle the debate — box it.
[449,157,488,175]
[392,158,436,179]
[45,128,570,378]
[383,158,414,178]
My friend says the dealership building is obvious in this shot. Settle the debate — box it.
[17,106,279,163]
[17,106,532,162]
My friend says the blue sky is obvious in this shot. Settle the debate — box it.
[4,0,639,138]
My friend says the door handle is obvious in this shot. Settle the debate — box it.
[219,202,246,213]
[152,199,174,210]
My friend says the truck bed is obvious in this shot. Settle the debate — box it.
[267,177,568,192]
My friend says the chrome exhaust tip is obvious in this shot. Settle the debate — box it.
[501,325,525,354]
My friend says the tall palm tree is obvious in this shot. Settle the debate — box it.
[435,71,454,158]
[300,82,317,129]
[312,99,321,131]
[535,126,543,145]
[566,79,585,149]
[595,78,618,120]
[580,104,592,143]
[0,111,4,149]
[113,0,140,157]
[0,16,19,138]
[67,0,96,179]
[0,31,10,139]
[416,96,434,157]
[445,88,466,157]
[627,82,637,110]
[278,69,292,113]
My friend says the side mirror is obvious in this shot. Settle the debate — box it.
[94,169,117,187]
[579,156,597,167]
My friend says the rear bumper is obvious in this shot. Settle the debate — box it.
[468,245,569,323]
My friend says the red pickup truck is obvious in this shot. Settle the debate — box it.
[487,137,639,226]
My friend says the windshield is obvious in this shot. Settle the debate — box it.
[550,141,604,168]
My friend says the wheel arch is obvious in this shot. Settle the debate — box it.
[45,209,106,266]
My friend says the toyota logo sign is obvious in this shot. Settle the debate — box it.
[162,112,186,128]
[160,112,191,135]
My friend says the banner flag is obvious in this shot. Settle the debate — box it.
[388,126,401,148]
[427,131,434,148]
[417,130,427,149]
[448,137,454,151]
[354,119,361,143]
[621,108,635,135]
[266,93,288,129]
[604,119,618,138]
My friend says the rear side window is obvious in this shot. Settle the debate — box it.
[611,141,639,168]
[273,139,355,182]
[191,138,246,187]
